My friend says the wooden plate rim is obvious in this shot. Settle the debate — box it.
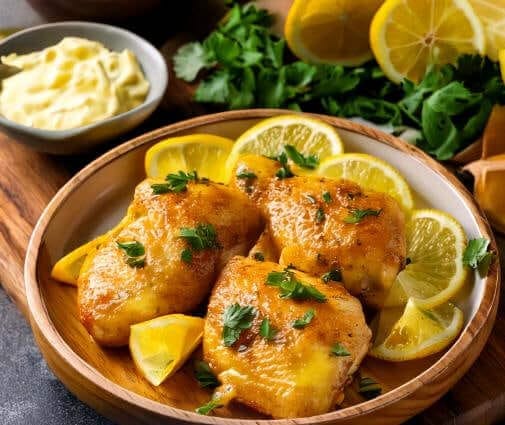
[24,109,501,424]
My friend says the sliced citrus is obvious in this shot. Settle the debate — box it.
[130,314,204,386]
[385,209,468,308]
[145,134,234,183]
[317,153,414,210]
[370,0,485,83]
[51,214,132,286]
[284,0,384,65]
[469,0,505,61]
[225,115,343,177]
[370,299,464,361]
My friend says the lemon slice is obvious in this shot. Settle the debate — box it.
[51,214,132,286]
[370,0,485,83]
[130,314,205,386]
[145,134,234,183]
[469,0,505,61]
[225,115,343,176]
[370,299,464,361]
[284,0,384,65]
[385,209,468,308]
[318,153,414,211]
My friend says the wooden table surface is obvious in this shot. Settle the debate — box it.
[1,2,505,423]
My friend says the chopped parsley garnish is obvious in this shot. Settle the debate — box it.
[292,308,315,329]
[117,241,145,268]
[151,170,198,194]
[181,248,193,263]
[236,170,257,179]
[194,361,219,388]
[179,223,220,264]
[266,269,327,302]
[315,207,325,223]
[195,398,223,415]
[284,144,319,169]
[253,252,265,261]
[222,303,256,347]
[305,194,316,204]
[274,152,294,179]
[463,237,495,277]
[344,208,382,224]
[359,376,382,399]
[322,269,342,283]
[259,317,278,340]
[322,191,332,203]
[331,342,350,357]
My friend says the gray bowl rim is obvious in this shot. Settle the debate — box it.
[0,21,168,140]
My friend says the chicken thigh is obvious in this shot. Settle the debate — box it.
[204,256,371,418]
[232,155,406,309]
[78,179,263,346]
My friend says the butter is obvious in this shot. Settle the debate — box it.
[0,37,149,131]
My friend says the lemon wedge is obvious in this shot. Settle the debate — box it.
[370,0,485,83]
[51,214,132,286]
[225,115,343,177]
[145,134,234,183]
[129,314,205,386]
[385,209,468,308]
[318,153,414,211]
[469,0,505,61]
[284,0,384,66]
[370,299,464,361]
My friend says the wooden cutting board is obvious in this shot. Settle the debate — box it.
[1,4,505,424]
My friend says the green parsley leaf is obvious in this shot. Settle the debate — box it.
[284,144,319,169]
[180,224,220,251]
[253,252,265,262]
[117,241,145,268]
[344,208,382,224]
[359,376,382,400]
[222,303,256,347]
[151,170,199,194]
[463,238,495,277]
[322,191,332,203]
[274,152,294,179]
[194,361,219,388]
[315,207,325,223]
[266,269,327,302]
[181,248,193,263]
[322,269,342,283]
[195,398,223,415]
[195,70,230,104]
[292,308,315,329]
[331,342,350,356]
[173,42,212,82]
[236,170,257,179]
[259,317,278,340]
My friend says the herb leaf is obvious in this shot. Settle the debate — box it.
[331,342,350,357]
[194,361,219,388]
[463,238,494,277]
[322,269,342,283]
[359,376,382,400]
[180,224,220,250]
[173,42,212,82]
[181,248,193,263]
[274,152,294,179]
[292,308,315,329]
[117,241,145,268]
[315,207,325,223]
[222,303,256,347]
[284,144,319,169]
[322,191,332,203]
[151,170,199,194]
[344,208,382,224]
[195,398,223,415]
[259,317,278,340]
[236,170,257,179]
[266,269,327,302]
[253,252,265,262]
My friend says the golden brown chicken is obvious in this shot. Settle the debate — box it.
[232,155,406,309]
[78,179,263,346]
[204,256,371,418]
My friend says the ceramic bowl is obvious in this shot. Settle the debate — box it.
[24,110,499,424]
[0,21,167,155]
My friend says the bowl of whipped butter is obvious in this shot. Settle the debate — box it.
[0,22,167,154]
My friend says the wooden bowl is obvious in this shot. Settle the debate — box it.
[24,110,500,425]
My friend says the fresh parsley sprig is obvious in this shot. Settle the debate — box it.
[222,303,256,347]
[117,241,145,268]
[344,208,382,224]
[266,269,326,302]
[259,317,278,341]
[284,144,319,169]
[292,308,315,329]
[322,269,342,283]
[331,342,350,357]
[195,398,223,415]
[151,170,199,194]
[179,223,220,264]
[463,237,495,277]
[194,361,219,388]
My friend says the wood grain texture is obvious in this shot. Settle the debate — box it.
[18,110,500,425]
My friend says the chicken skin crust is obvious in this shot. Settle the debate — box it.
[231,155,407,309]
[78,180,263,346]
[204,256,372,419]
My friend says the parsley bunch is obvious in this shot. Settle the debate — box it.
[174,2,505,160]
